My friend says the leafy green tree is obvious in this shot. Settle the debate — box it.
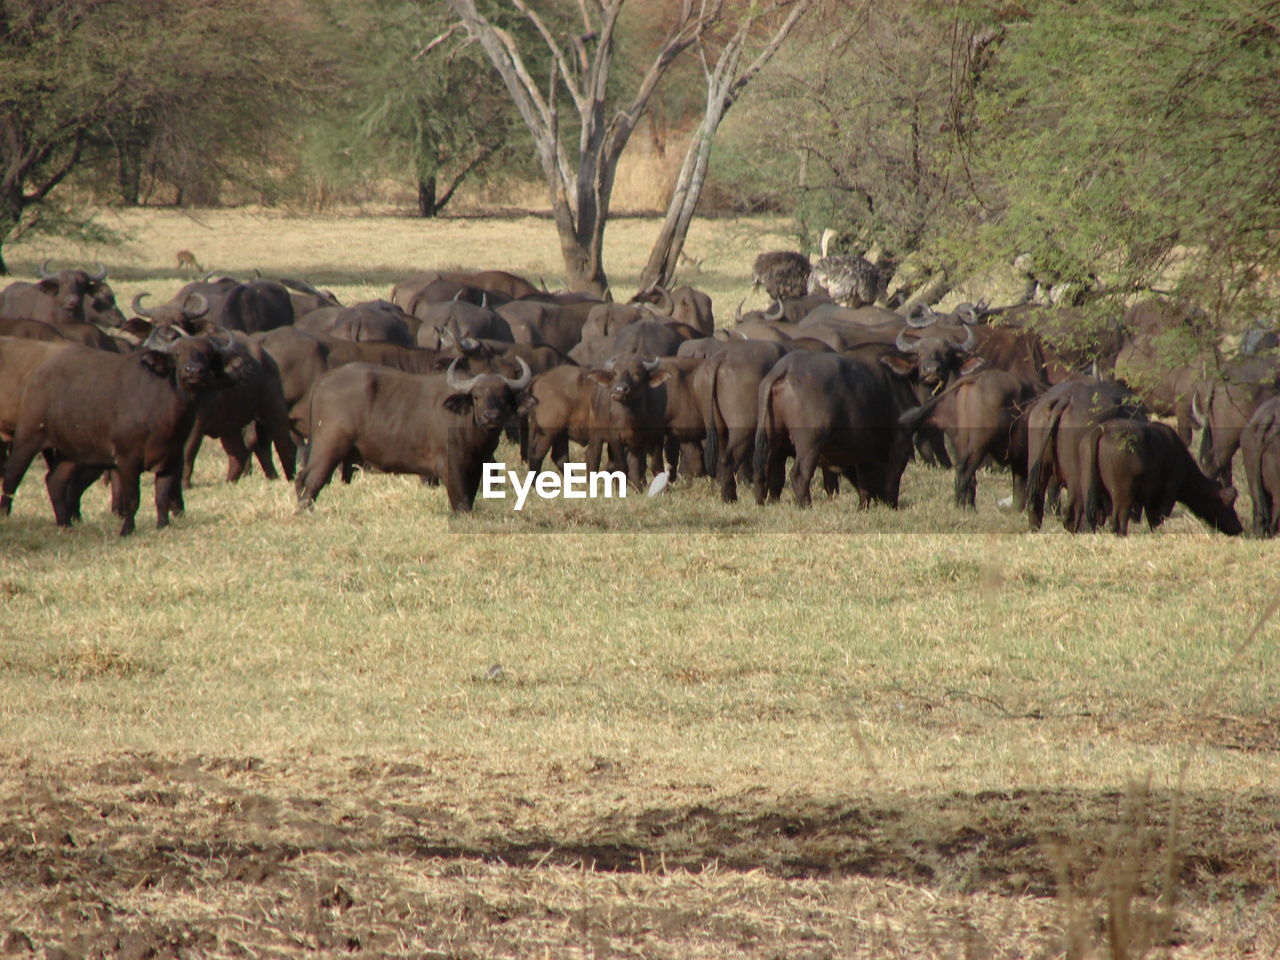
[0,0,315,273]
[970,0,1280,327]
[305,0,531,217]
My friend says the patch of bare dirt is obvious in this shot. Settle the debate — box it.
[0,753,1275,958]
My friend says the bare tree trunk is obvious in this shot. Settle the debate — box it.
[417,176,437,218]
[448,0,721,296]
[639,1,812,291]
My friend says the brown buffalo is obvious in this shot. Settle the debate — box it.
[702,340,793,502]
[753,351,914,508]
[0,261,124,327]
[900,369,1040,509]
[1,329,244,535]
[1025,380,1146,531]
[1240,397,1280,536]
[295,357,531,513]
[1079,419,1241,536]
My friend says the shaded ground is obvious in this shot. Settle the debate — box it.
[0,754,1276,958]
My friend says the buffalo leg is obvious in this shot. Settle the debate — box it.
[114,462,143,537]
[954,453,981,509]
[181,429,204,489]
[295,440,350,508]
[821,468,839,498]
[0,428,48,517]
[44,459,78,527]
[680,441,704,479]
[789,451,818,508]
[664,437,680,482]
[222,431,257,482]
[155,465,183,529]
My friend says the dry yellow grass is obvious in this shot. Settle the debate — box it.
[1,209,1277,958]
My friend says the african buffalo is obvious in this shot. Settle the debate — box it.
[0,261,124,327]
[1080,419,1241,536]
[0,317,119,351]
[630,285,714,336]
[701,340,793,502]
[900,369,1040,509]
[1025,380,1147,531]
[1194,354,1280,486]
[753,351,913,508]
[1240,397,1280,537]
[295,356,531,513]
[1,329,244,535]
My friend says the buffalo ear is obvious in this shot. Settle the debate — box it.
[879,354,917,377]
[647,369,673,386]
[958,354,987,375]
[36,278,60,294]
[443,392,474,414]
[121,317,153,339]
[221,354,247,381]
[140,350,174,377]
[586,370,613,387]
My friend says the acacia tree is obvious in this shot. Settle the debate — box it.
[0,0,313,273]
[448,0,731,295]
[639,0,812,289]
[971,0,1280,326]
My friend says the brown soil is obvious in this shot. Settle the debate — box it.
[0,754,1275,958]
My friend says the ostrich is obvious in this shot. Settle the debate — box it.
[808,229,881,308]
[752,250,812,301]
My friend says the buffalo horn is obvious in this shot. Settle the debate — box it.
[734,299,745,322]
[445,356,480,392]
[957,323,977,352]
[501,356,532,390]
[183,293,209,319]
[131,293,155,318]
[38,259,53,279]
[954,303,978,325]
[209,328,235,351]
[481,292,489,310]
[642,356,661,372]
[763,300,784,322]
[905,304,935,328]
[90,262,107,282]
[652,286,674,316]
[896,327,919,353]
[604,357,617,371]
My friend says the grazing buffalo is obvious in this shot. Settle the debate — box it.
[0,329,244,535]
[0,262,124,327]
[1080,419,1241,536]
[753,351,913,508]
[1240,397,1280,536]
[1025,380,1146,531]
[295,357,531,513]
[900,369,1040,509]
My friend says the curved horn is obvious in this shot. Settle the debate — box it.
[643,356,661,372]
[182,293,209,319]
[954,303,978,325]
[38,259,54,279]
[131,293,154,318]
[209,328,235,351]
[906,303,935,328]
[202,270,220,282]
[896,327,920,353]
[501,356,532,390]
[90,262,107,283]
[481,292,489,310]
[605,357,617,371]
[734,299,745,322]
[252,268,262,280]
[957,323,977,352]
[445,356,481,392]
[452,289,463,301]
[763,300,784,322]
[652,286,674,316]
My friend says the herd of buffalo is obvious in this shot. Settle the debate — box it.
[0,253,1277,538]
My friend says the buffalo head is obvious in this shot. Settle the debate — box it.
[139,326,245,391]
[588,353,671,407]
[33,261,123,326]
[444,356,532,428]
[885,324,983,391]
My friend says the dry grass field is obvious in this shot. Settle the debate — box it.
[1,209,1277,958]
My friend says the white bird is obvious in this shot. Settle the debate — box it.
[647,470,671,497]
